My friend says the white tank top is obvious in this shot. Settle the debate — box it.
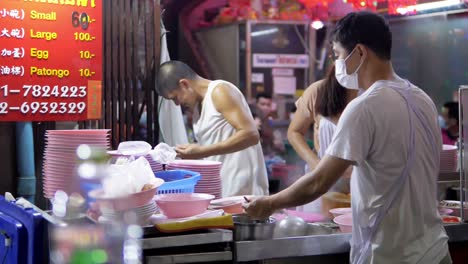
[193,80,269,197]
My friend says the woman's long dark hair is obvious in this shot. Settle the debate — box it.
[314,66,348,118]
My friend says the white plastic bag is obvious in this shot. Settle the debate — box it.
[117,141,152,156]
[148,143,177,164]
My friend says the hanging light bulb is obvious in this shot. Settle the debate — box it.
[396,6,409,14]
[311,19,324,30]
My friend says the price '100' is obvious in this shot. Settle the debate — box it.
[74,32,94,41]
[23,85,87,98]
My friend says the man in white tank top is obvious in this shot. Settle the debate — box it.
[157,61,269,197]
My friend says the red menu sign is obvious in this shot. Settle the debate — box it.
[0,0,102,121]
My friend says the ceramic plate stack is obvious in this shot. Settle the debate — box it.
[440,144,458,173]
[167,160,222,198]
[99,201,157,225]
[143,154,164,172]
[42,129,111,199]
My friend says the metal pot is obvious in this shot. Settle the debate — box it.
[274,215,308,238]
[232,214,276,241]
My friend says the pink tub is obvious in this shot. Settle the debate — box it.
[155,193,215,219]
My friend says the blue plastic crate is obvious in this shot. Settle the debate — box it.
[155,169,201,194]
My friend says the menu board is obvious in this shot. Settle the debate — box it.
[0,0,102,121]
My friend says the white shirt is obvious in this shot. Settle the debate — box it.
[318,117,337,159]
[193,80,269,197]
[326,79,449,264]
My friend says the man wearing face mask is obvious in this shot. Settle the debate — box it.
[244,11,450,264]
[157,60,269,197]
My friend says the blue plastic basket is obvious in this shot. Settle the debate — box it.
[155,169,201,194]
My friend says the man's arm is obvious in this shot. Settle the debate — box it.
[287,110,320,169]
[176,83,259,159]
[243,155,353,219]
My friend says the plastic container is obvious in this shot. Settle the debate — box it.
[154,193,215,218]
[155,170,201,194]
[333,213,352,233]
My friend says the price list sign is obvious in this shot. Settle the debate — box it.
[0,0,102,121]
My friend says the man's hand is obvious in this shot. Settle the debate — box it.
[242,196,275,220]
[175,144,206,159]
[244,155,353,219]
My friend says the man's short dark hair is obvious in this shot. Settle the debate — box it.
[332,11,392,60]
[157,60,198,96]
[444,101,459,123]
[256,92,272,102]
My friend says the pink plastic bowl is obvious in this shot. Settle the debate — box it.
[439,208,454,216]
[89,178,164,211]
[329,207,352,218]
[155,193,215,218]
[333,213,353,233]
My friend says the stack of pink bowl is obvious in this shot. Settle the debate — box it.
[440,145,458,173]
[42,129,111,199]
[90,177,164,224]
[329,207,352,218]
[167,160,222,198]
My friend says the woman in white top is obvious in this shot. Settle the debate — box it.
[298,66,358,213]
[315,66,359,193]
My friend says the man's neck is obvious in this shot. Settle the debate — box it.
[192,78,211,101]
[361,60,399,90]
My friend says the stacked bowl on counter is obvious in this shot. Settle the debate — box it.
[440,144,458,173]
[90,177,165,224]
[167,160,222,198]
[42,129,111,199]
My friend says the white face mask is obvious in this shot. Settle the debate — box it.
[335,48,363,90]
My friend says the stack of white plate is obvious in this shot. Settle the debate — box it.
[42,129,111,199]
[167,160,222,198]
[440,145,458,173]
[99,201,157,225]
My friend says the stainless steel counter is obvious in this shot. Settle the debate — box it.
[139,223,468,263]
[142,229,234,264]
[234,223,468,262]
[235,233,351,262]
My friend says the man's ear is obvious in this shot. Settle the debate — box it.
[356,44,366,58]
[179,79,190,90]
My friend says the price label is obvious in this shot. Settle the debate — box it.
[0,1,102,121]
